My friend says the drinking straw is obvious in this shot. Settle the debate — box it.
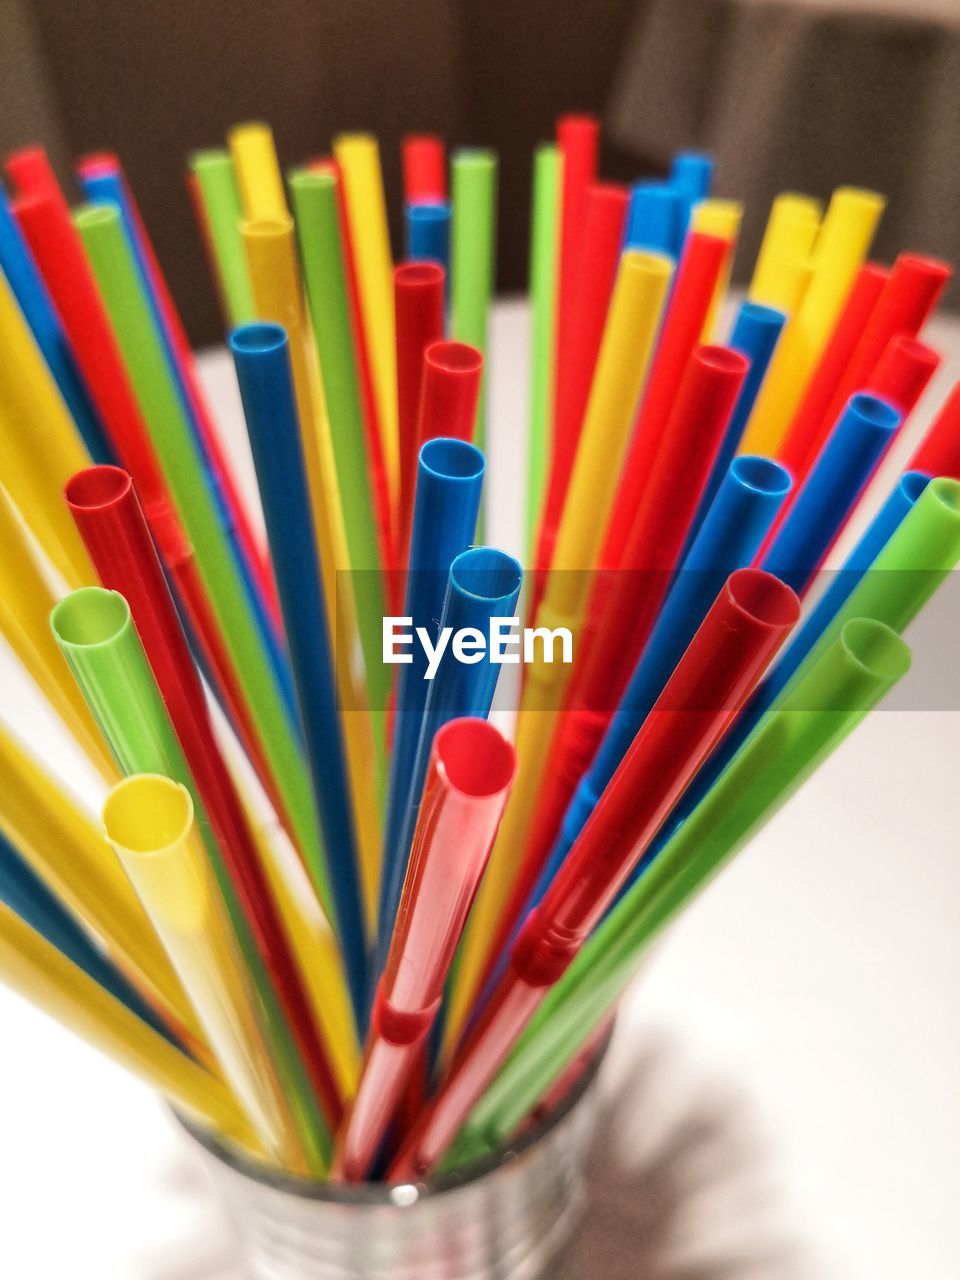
[450,148,498,450]
[749,192,821,311]
[231,323,368,1023]
[406,202,451,279]
[535,185,628,581]
[61,479,346,1151]
[525,144,561,556]
[553,114,600,430]
[740,186,886,455]
[623,182,683,257]
[0,829,179,1043]
[453,619,910,1160]
[402,134,447,203]
[687,300,786,546]
[867,335,939,416]
[0,192,112,464]
[909,381,960,478]
[514,454,792,938]
[776,263,894,482]
[74,205,297,725]
[690,200,743,341]
[333,133,399,493]
[670,151,714,239]
[0,901,261,1155]
[818,252,951,431]
[335,719,516,1181]
[189,150,256,325]
[395,262,446,558]
[104,775,309,1172]
[394,568,800,1175]
[599,233,731,572]
[449,253,671,1030]
[78,152,279,631]
[228,121,288,220]
[0,722,202,1049]
[0,485,115,779]
[379,439,485,950]
[417,341,484,448]
[762,393,901,594]
[0,265,96,587]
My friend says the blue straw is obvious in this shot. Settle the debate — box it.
[0,830,179,1044]
[762,393,902,594]
[0,195,113,464]
[623,182,683,258]
[230,322,367,1025]
[378,438,485,950]
[406,201,451,288]
[685,301,787,551]
[669,150,714,240]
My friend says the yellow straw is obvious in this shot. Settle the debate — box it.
[0,268,95,587]
[103,775,309,1171]
[0,722,205,1051]
[446,251,672,1047]
[0,486,117,780]
[0,901,262,1157]
[332,133,399,498]
[749,192,822,309]
[227,121,289,220]
[739,186,885,456]
[242,216,383,933]
[691,198,744,341]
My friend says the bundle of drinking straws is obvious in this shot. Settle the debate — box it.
[0,114,958,1184]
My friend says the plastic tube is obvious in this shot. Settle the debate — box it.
[406,202,451,280]
[599,233,732,571]
[416,340,484,448]
[379,439,485,951]
[228,121,288,221]
[395,262,446,560]
[775,263,890,483]
[525,144,561,556]
[762,393,901,594]
[0,901,261,1157]
[670,151,714,241]
[333,133,399,492]
[866,335,939,415]
[623,182,683,257]
[336,720,515,1181]
[690,199,743,341]
[104,775,307,1171]
[749,192,821,311]
[535,184,629,578]
[450,149,498,451]
[232,323,368,1024]
[740,187,886,456]
[402,134,447,203]
[455,619,909,1159]
[394,569,800,1176]
[909,381,960,479]
[189,150,256,325]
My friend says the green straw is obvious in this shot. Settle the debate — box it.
[74,204,330,913]
[445,618,911,1165]
[50,587,331,1172]
[288,169,390,774]
[190,149,256,326]
[525,144,560,558]
[451,148,498,453]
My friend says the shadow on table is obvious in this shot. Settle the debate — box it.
[556,1035,812,1280]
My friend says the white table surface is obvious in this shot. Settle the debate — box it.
[0,299,958,1279]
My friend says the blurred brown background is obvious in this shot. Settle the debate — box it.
[1,0,957,344]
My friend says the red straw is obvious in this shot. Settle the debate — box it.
[777,263,891,482]
[334,719,515,1181]
[416,340,483,444]
[395,262,446,556]
[533,183,628,579]
[908,381,960,479]
[513,345,749,929]
[599,232,732,571]
[66,466,344,1128]
[391,569,800,1178]
[865,335,940,416]
[402,134,447,204]
[5,144,60,196]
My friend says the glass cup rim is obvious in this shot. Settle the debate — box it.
[177,1033,609,1205]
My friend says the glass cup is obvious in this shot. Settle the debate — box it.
[180,1046,604,1280]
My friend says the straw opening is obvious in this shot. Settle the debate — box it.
[65,466,132,511]
[419,437,485,481]
[697,345,750,376]
[731,455,792,497]
[848,393,900,429]
[241,215,295,238]
[622,249,673,278]
[888,335,939,366]
[50,588,129,648]
[408,204,448,221]
[230,323,287,355]
[449,547,522,605]
[103,775,194,856]
[838,619,911,683]
[425,341,483,376]
[395,262,444,287]
[929,477,960,514]
[726,568,801,628]
[737,300,786,327]
[901,471,931,503]
[435,720,516,798]
[74,204,119,230]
